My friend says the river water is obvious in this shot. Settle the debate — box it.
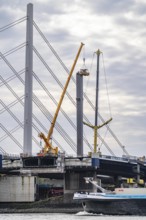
[0,213,146,220]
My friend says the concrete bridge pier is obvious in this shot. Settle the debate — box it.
[64,169,96,194]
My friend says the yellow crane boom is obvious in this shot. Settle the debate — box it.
[38,42,84,156]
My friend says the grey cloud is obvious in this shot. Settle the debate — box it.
[82,0,135,15]
[134,2,146,16]
[0,8,16,26]
[45,28,71,42]
[108,58,146,96]
[113,14,146,32]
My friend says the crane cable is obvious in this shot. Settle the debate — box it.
[98,53,112,150]
[101,53,112,118]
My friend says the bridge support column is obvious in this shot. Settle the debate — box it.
[76,70,89,157]
[64,170,95,194]
[23,3,33,156]
[76,72,83,157]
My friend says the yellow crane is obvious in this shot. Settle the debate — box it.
[38,42,84,156]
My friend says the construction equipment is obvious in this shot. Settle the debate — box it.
[83,50,112,155]
[38,42,84,156]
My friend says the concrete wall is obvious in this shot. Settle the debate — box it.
[0,176,36,202]
[64,171,94,193]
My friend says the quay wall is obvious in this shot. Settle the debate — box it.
[0,176,36,202]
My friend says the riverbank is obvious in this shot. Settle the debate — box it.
[0,195,83,213]
[0,207,82,213]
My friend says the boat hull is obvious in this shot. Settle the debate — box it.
[83,199,146,215]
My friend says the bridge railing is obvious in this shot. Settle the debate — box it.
[2,159,22,168]
[2,153,20,160]
[101,154,146,164]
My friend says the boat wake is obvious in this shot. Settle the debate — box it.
[76,211,103,216]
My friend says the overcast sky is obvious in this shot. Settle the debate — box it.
[0,0,146,157]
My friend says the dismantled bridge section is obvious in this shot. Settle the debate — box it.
[1,154,146,182]
[0,154,146,202]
